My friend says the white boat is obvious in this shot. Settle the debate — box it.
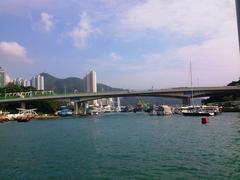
[7,108,37,122]
[157,105,173,115]
[176,105,219,116]
[182,109,215,116]
[179,61,218,116]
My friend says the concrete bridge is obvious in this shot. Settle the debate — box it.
[0,86,239,114]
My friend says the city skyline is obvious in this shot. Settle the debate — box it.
[0,0,239,89]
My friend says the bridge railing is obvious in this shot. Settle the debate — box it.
[0,90,55,99]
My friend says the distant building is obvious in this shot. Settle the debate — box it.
[40,75,44,90]
[23,80,31,87]
[13,77,31,87]
[0,67,5,88]
[84,70,97,93]
[114,97,121,112]
[101,98,113,106]
[31,74,44,90]
[84,70,97,105]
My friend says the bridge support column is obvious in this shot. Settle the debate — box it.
[21,102,26,109]
[80,102,87,115]
[74,102,83,115]
[182,97,191,106]
[73,102,88,115]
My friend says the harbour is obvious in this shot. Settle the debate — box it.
[0,0,240,179]
[0,112,240,179]
[0,103,223,123]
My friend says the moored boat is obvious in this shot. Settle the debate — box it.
[182,111,215,116]
[8,108,38,122]
[55,106,73,117]
[178,105,218,116]
[15,116,33,122]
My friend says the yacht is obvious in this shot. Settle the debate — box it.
[181,105,218,116]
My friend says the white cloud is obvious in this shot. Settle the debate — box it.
[97,18,240,89]
[69,12,100,49]
[109,52,121,61]
[118,0,235,37]
[126,24,239,88]
[0,41,31,63]
[40,12,54,32]
[94,0,239,89]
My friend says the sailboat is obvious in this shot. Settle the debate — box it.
[182,61,215,116]
[182,107,215,116]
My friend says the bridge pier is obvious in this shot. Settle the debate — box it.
[182,97,191,106]
[74,102,81,115]
[73,102,87,115]
[81,102,87,115]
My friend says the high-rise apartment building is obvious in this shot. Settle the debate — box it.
[0,67,6,88]
[13,77,30,87]
[31,74,44,90]
[84,70,97,106]
[40,76,44,90]
[84,70,97,93]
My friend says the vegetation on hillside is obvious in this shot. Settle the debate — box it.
[0,83,35,95]
[0,83,59,113]
[41,73,123,93]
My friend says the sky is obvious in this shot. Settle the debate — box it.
[0,0,239,89]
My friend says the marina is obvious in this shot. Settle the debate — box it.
[0,0,240,179]
[0,104,224,123]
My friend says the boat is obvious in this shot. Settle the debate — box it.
[15,116,33,122]
[180,61,218,116]
[180,105,217,117]
[55,106,73,117]
[182,110,215,116]
[148,105,173,116]
[87,106,101,115]
[12,108,37,122]
[157,105,173,115]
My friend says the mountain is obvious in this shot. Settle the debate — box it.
[40,73,123,93]
[40,73,182,105]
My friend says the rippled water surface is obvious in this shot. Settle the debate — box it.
[0,113,240,179]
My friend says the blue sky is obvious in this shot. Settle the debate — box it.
[0,0,239,89]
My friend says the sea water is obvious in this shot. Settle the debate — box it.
[0,112,240,179]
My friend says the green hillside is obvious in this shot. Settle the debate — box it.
[41,73,122,93]
[40,73,182,105]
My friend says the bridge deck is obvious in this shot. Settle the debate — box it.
[0,86,239,103]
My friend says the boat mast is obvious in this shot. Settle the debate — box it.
[190,60,194,106]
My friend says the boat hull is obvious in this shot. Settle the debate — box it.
[15,116,33,122]
[182,112,214,116]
